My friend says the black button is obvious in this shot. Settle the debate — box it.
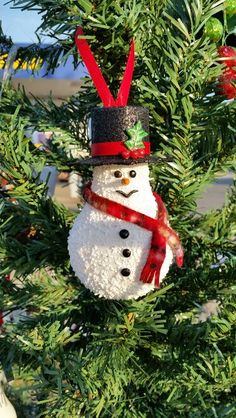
[122,249,131,257]
[121,268,131,277]
[119,229,129,239]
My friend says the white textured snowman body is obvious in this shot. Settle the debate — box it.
[0,373,17,418]
[68,163,173,300]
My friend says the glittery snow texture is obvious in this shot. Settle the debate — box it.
[68,163,173,300]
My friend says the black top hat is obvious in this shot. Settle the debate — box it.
[74,27,161,166]
[79,105,160,166]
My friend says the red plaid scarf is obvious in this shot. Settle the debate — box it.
[83,183,183,287]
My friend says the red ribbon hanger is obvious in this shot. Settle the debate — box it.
[75,27,135,107]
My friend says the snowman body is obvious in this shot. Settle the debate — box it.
[68,163,173,300]
[0,373,17,418]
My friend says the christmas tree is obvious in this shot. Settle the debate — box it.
[0,0,236,417]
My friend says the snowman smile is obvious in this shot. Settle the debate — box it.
[116,190,138,198]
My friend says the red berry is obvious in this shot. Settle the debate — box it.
[0,312,4,326]
[218,69,236,98]
[221,83,236,99]
[121,150,130,159]
[131,150,139,159]
[219,68,236,82]
[218,46,236,67]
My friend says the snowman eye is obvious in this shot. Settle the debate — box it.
[114,170,122,178]
[129,170,136,178]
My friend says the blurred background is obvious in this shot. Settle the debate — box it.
[1,2,84,103]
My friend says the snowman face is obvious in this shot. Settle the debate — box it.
[91,163,156,212]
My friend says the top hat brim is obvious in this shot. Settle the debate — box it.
[69,155,169,167]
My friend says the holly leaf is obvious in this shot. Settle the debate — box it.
[124,121,148,150]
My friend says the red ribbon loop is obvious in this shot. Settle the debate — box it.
[75,27,135,107]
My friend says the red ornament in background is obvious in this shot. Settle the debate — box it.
[219,68,236,98]
[0,312,3,327]
[218,46,236,98]
[218,46,236,67]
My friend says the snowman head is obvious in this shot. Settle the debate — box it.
[91,163,155,211]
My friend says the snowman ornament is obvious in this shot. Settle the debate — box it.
[0,372,17,418]
[68,28,183,300]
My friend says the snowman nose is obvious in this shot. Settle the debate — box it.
[121,178,130,186]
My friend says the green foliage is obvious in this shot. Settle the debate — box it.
[0,0,236,417]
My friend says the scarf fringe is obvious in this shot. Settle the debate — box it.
[140,264,161,287]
